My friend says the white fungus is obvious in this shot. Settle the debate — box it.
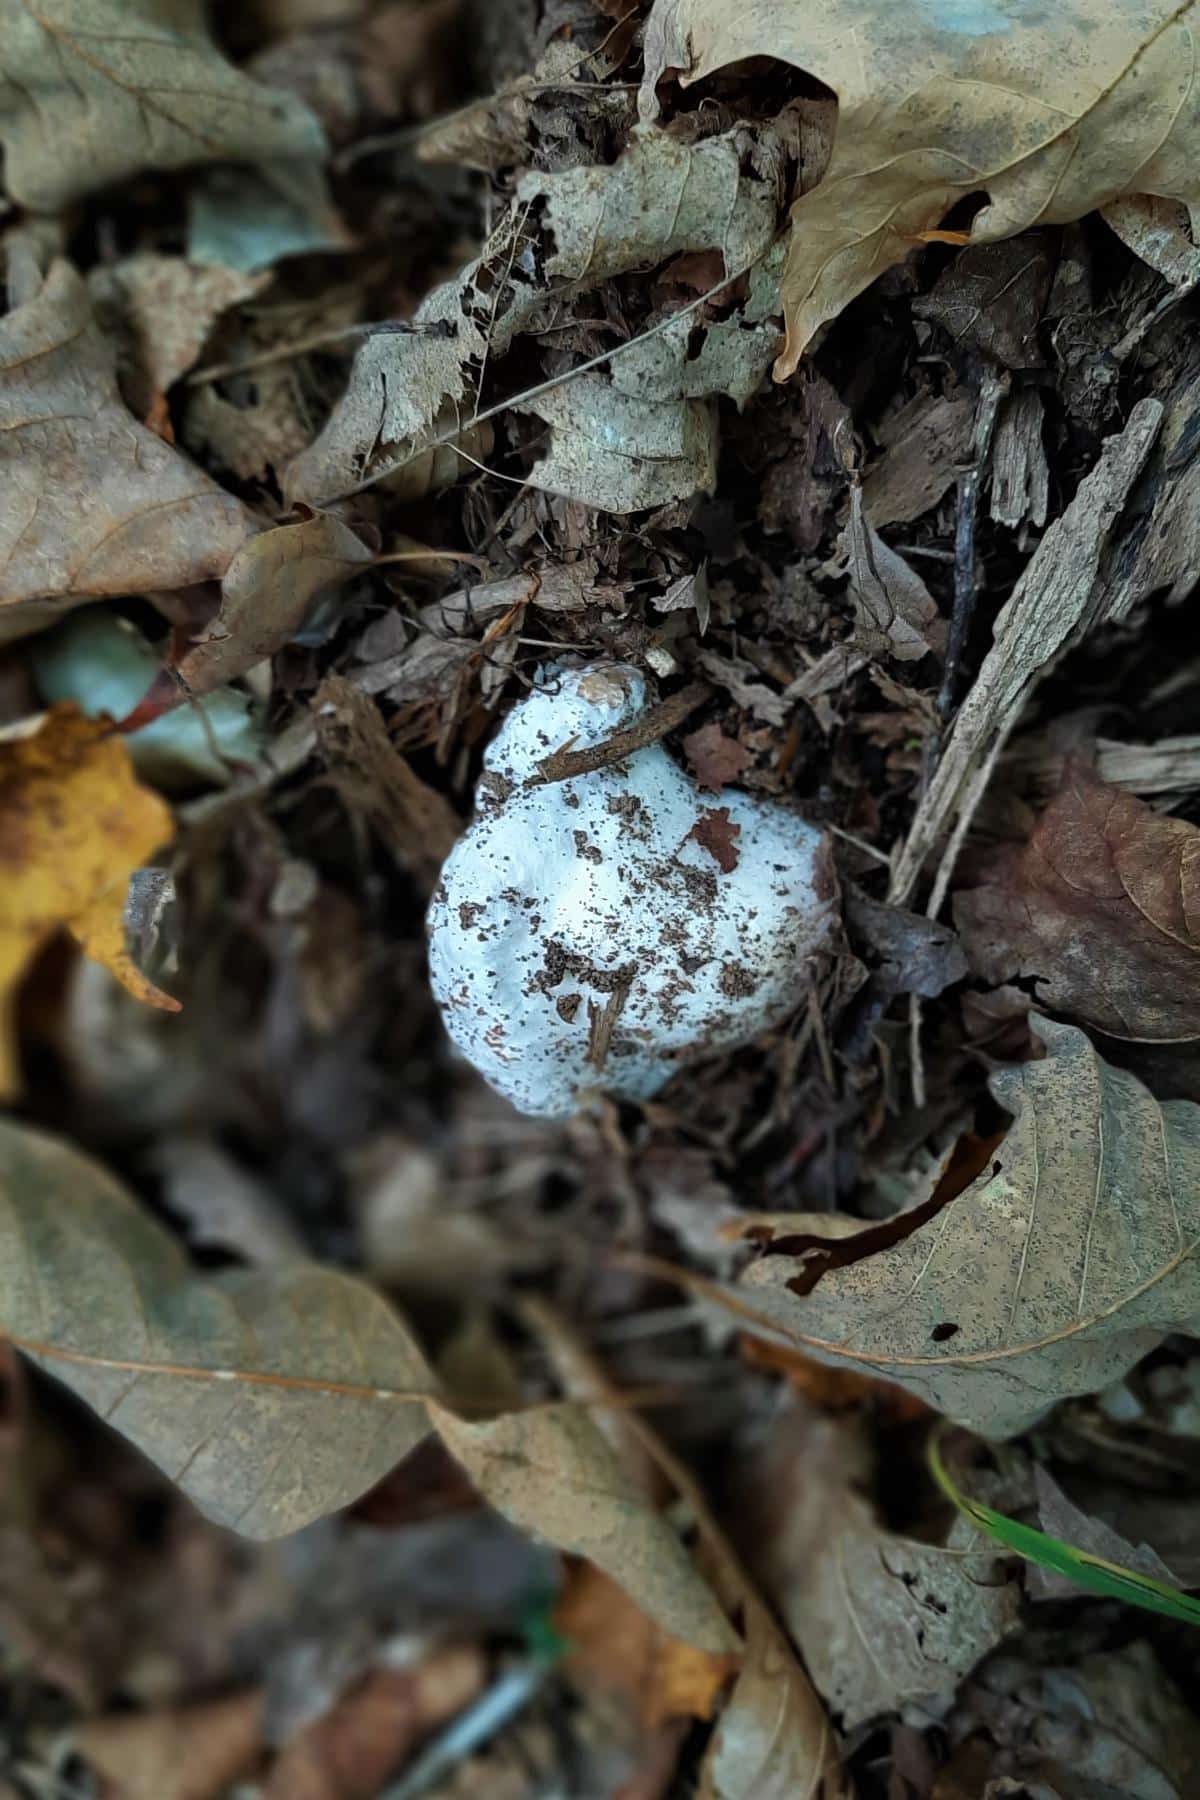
[427,662,839,1118]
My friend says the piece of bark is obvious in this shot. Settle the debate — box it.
[889,397,1163,907]
[861,393,973,527]
[991,388,1050,529]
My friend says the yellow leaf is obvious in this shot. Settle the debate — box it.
[0,705,178,1095]
[640,0,1200,372]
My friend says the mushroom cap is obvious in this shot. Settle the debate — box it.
[427,661,839,1118]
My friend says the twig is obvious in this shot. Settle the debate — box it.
[528,680,712,786]
[187,320,385,387]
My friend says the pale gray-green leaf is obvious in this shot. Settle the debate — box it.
[738,1020,1200,1437]
[0,0,325,212]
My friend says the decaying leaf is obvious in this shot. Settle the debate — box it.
[0,705,177,1096]
[0,1120,435,1536]
[287,127,784,507]
[948,1640,1200,1800]
[0,259,252,641]
[176,514,374,696]
[641,0,1200,373]
[749,1406,1020,1727]
[840,487,947,663]
[955,759,1200,1043]
[88,254,271,416]
[699,1598,853,1800]
[0,0,325,212]
[683,721,754,791]
[428,1399,740,1654]
[736,1019,1200,1438]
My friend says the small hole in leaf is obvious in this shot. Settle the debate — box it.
[931,1322,959,1342]
[992,1160,1003,1177]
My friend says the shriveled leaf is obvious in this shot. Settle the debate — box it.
[0,0,324,212]
[75,1692,265,1800]
[641,0,1200,372]
[287,127,782,505]
[428,1399,740,1655]
[176,514,374,696]
[845,890,968,1001]
[699,1599,853,1800]
[840,487,946,662]
[750,1407,1020,1728]
[737,1019,1200,1438]
[0,1121,435,1537]
[0,260,252,641]
[88,254,270,415]
[955,758,1200,1042]
[0,706,177,1096]
[683,722,754,792]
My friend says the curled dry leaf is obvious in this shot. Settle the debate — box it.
[640,0,1200,374]
[0,705,177,1097]
[428,1399,740,1654]
[0,1120,435,1537]
[955,758,1200,1042]
[737,1019,1200,1438]
[88,254,271,416]
[748,1405,1020,1728]
[699,1597,853,1800]
[0,260,252,642]
[287,126,783,507]
[176,513,374,696]
[0,0,325,212]
[840,487,947,663]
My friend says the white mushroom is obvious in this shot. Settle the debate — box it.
[427,662,839,1118]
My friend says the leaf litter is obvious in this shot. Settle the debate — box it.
[4,0,1200,1794]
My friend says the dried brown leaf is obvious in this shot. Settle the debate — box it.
[287,127,782,505]
[641,0,1200,372]
[0,0,324,212]
[0,1121,435,1537]
[0,261,251,641]
[683,722,754,792]
[262,1650,485,1800]
[177,514,373,696]
[89,254,270,415]
[428,1399,740,1655]
[737,1019,1200,1437]
[955,759,1200,1041]
[699,1598,853,1800]
[747,1406,1020,1728]
[841,487,947,662]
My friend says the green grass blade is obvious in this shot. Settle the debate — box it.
[927,1430,1200,1627]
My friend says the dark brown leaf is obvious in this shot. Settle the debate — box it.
[954,758,1200,1041]
[688,806,741,873]
[682,722,754,791]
